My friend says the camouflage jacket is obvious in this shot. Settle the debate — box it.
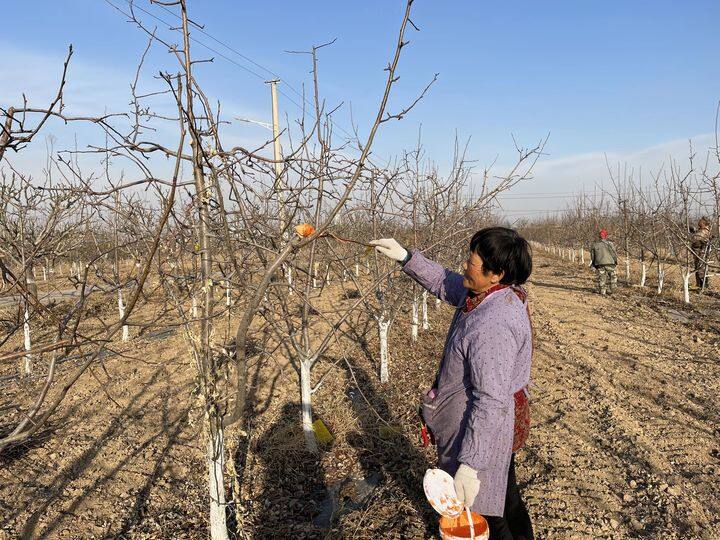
[590,240,617,267]
[690,227,712,250]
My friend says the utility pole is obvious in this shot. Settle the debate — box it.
[267,79,292,292]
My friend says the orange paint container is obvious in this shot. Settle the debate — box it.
[423,468,489,540]
[439,511,488,540]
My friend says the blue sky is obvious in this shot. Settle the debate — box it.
[2,1,719,214]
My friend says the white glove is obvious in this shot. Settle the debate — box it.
[369,238,409,263]
[454,463,480,508]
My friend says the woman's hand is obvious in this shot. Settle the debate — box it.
[454,463,480,507]
[369,238,409,263]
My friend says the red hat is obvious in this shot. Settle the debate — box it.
[599,229,608,239]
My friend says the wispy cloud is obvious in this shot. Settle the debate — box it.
[495,133,718,216]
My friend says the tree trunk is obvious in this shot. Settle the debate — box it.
[23,307,32,375]
[625,256,631,281]
[206,421,229,540]
[378,317,390,383]
[118,289,130,341]
[355,263,359,277]
[225,280,231,307]
[421,290,429,330]
[640,262,647,287]
[657,264,664,294]
[300,359,318,452]
[411,297,419,341]
[682,271,691,304]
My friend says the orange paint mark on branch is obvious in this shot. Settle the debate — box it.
[294,223,316,238]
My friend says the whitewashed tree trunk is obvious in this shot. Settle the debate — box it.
[682,271,691,304]
[640,262,647,287]
[625,256,631,280]
[580,249,585,264]
[118,289,130,341]
[411,297,419,342]
[192,296,198,319]
[42,267,47,281]
[206,425,229,540]
[225,280,231,307]
[657,264,665,294]
[355,263,360,277]
[313,262,319,288]
[421,290,429,330]
[571,249,576,262]
[23,308,32,375]
[286,265,293,295]
[324,264,331,284]
[300,359,318,452]
[378,317,390,383]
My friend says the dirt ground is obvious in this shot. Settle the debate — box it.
[1,252,719,539]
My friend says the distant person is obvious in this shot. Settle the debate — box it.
[690,217,712,289]
[590,229,618,296]
[371,227,535,540]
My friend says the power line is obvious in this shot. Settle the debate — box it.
[104,0,307,112]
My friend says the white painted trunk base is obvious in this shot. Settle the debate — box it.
[23,308,32,375]
[421,290,429,330]
[378,318,390,383]
[118,289,130,341]
[682,272,691,304]
[411,299,419,342]
[207,427,229,540]
[640,263,647,287]
[300,360,318,452]
[657,265,665,294]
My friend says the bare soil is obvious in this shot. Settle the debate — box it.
[1,252,719,539]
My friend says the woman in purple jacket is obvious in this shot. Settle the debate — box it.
[371,227,534,540]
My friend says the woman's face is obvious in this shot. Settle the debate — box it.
[462,251,504,293]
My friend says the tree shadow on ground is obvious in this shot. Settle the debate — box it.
[530,279,597,295]
[17,363,192,539]
[252,401,328,539]
[336,323,438,536]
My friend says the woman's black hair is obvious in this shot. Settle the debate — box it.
[469,226,532,285]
